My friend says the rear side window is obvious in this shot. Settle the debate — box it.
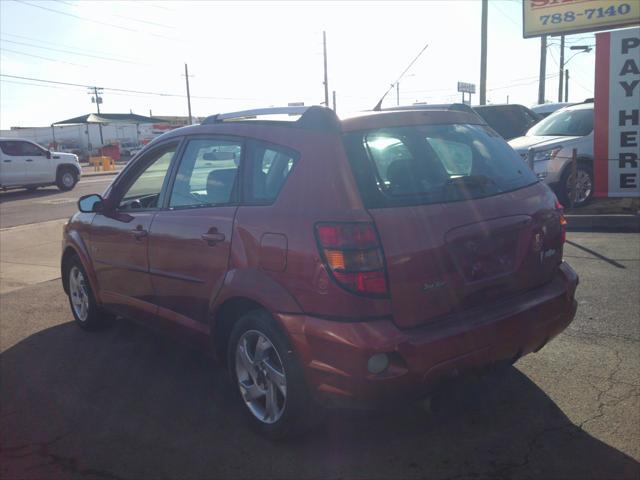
[343,123,537,208]
[244,140,298,203]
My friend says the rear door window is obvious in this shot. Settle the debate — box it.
[343,124,537,208]
[169,138,242,208]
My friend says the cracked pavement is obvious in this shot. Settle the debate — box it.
[1,231,639,479]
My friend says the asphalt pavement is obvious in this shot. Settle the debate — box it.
[0,176,114,228]
[0,231,638,479]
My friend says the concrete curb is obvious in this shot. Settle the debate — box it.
[566,214,640,232]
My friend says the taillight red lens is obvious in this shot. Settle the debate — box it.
[315,222,388,296]
[316,223,379,249]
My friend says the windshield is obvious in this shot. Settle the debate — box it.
[527,107,593,137]
[343,124,537,208]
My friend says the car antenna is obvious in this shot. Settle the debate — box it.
[372,42,429,112]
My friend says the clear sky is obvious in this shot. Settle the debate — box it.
[0,0,597,128]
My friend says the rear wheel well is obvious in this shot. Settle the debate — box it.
[61,247,79,294]
[212,297,266,364]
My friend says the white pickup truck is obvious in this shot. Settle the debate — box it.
[0,138,82,191]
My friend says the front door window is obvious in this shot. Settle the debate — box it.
[118,145,176,210]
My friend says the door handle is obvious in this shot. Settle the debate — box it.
[131,226,148,240]
[25,159,33,162]
[201,231,225,246]
[3,160,11,163]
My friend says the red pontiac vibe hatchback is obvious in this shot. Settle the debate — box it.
[62,106,578,438]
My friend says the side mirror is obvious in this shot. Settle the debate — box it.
[46,150,52,159]
[78,194,103,213]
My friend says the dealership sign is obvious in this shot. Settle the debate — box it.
[457,82,476,94]
[523,0,640,38]
[594,27,640,197]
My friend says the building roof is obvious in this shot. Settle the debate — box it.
[53,113,167,125]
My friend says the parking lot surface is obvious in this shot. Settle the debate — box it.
[0,176,114,228]
[0,230,638,479]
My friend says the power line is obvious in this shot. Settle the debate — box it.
[1,32,144,63]
[0,73,261,101]
[14,0,179,42]
[0,47,87,67]
[487,73,559,92]
[0,78,87,92]
[492,3,521,31]
[51,0,175,29]
[0,38,142,64]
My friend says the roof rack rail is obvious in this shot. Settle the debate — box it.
[201,106,340,132]
[381,103,475,114]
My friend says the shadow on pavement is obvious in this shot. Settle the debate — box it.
[1,319,638,480]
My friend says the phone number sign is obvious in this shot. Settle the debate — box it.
[523,0,640,38]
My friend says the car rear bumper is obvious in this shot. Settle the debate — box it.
[278,262,578,408]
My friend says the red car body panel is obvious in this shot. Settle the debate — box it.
[62,108,578,407]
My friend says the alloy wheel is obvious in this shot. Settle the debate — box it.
[235,330,287,424]
[566,169,592,205]
[69,266,89,322]
[62,172,75,188]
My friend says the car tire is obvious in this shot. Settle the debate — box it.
[227,309,318,439]
[558,162,593,207]
[64,255,113,331]
[56,167,78,191]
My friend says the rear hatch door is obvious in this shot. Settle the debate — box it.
[342,121,564,329]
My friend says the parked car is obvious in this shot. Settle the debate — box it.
[119,141,142,157]
[530,102,576,118]
[127,144,144,157]
[509,101,594,206]
[0,138,81,191]
[62,106,578,438]
[472,104,541,140]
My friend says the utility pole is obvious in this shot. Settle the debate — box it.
[323,31,329,108]
[396,82,400,106]
[479,0,488,105]
[184,63,193,125]
[565,69,569,102]
[332,90,337,112]
[558,34,565,102]
[538,35,547,104]
[88,86,104,147]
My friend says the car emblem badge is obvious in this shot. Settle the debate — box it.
[423,280,446,292]
[532,232,543,252]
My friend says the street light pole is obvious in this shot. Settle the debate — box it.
[479,0,488,105]
[184,63,193,125]
[563,45,592,102]
[538,35,547,104]
[558,35,565,102]
[323,31,329,108]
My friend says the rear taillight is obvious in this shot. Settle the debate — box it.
[555,198,567,244]
[315,222,389,296]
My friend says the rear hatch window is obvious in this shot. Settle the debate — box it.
[343,123,537,208]
[342,124,561,329]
